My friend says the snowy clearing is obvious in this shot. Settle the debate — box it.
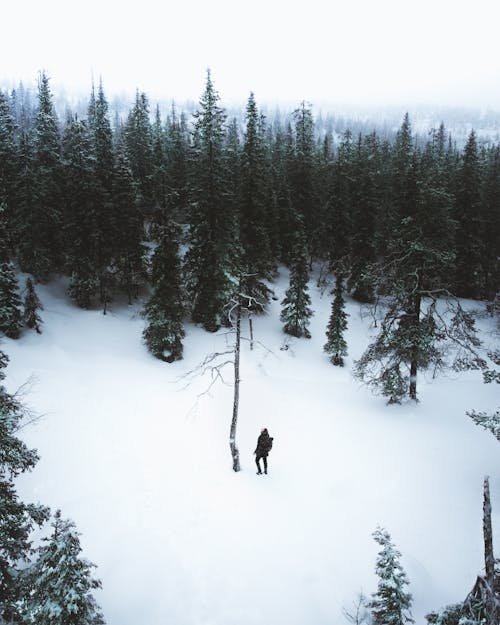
[4,270,499,625]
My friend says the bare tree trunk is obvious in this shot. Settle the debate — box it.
[249,315,254,351]
[484,476,495,583]
[409,293,421,401]
[483,475,499,625]
[229,303,241,472]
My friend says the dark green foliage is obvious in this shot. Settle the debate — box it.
[328,130,354,268]
[0,350,50,622]
[355,116,466,403]
[184,71,238,332]
[0,90,18,247]
[150,105,168,228]
[481,145,500,298]
[23,277,43,333]
[113,148,146,304]
[369,527,414,625]
[240,93,272,276]
[62,114,100,309]
[18,510,105,625]
[164,108,189,223]
[324,274,348,365]
[348,133,382,302]
[454,131,485,298]
[124,91,154,217]
[143,222,185,362]
[280,224,313,338]
[88,81,118,308]
[238,93,273,307]
[19,72,62,279]
[467,408,500,441]
[290,102,318,256]
[0,261,22,338]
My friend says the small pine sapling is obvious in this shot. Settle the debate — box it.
[324,274,348,365]
[280,227,313,338]
[143,222,185,362]
[23,278,43,334]
[369,527,414,625]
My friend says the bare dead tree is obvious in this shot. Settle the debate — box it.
[343,591,370,625]
[426,476,499,625]
[179,281,273,472]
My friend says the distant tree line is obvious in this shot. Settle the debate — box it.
[0,70,499,400]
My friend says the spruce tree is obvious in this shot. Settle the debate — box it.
[143,221,185,362]
[0,261,22,339]
[355,116,462,403]
[454,130,485,298]
[123,91,154,218]
[0,90,18,247]
[290,101,318,257]
[327,129,354,269]
[239,93,272,281]
[348,132,380,302]
[369,527,414,625]
[164,107,189,223]
[19,72,62,279]
[151,104,167,230]
[0,350,49,622]
[324,274,348,365]
[88,80,117,309]
[23,277,43,334]
[113,147,146,304]
[18,510,104,625]
[184,70,238,332]
[481,144,500,299]
[280,222,313,338]
[62,114,99,309]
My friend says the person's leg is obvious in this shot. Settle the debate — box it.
[255,455,262,474]
[263,456,268,474]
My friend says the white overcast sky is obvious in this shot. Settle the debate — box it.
[2,0,500,109]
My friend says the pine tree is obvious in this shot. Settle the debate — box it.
[280,223,313,338]
[454,130,485,298]
[18,510,104,625]
[481,144,500,299]
[324,273,348,365]
[19,72,62,279]
[164,107,189,223]
[88,80,118,309]
[369,527,414,625]
[0,261,22,339]
[113,147,146,304]
[151,104,167,230]
[0,90,18,248]
[239,93,272,281]
[143,221,185,362]
[62,114,99,309]
[23,277,43,333]
[355,116,461,403]
[348,132,381,302]
[0,350,49,622]
[184,70,238,332]
[123,91,154,218]
[290,101,318,257]
[327,129,354,269]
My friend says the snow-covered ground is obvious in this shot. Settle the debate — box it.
[4,270,499,625]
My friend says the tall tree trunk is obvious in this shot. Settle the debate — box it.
[229,303,241,472]
[483,475,499,625]
[409,293,421,401]
[249,315,254,351]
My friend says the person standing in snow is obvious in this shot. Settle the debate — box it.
[254,428,273,475]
